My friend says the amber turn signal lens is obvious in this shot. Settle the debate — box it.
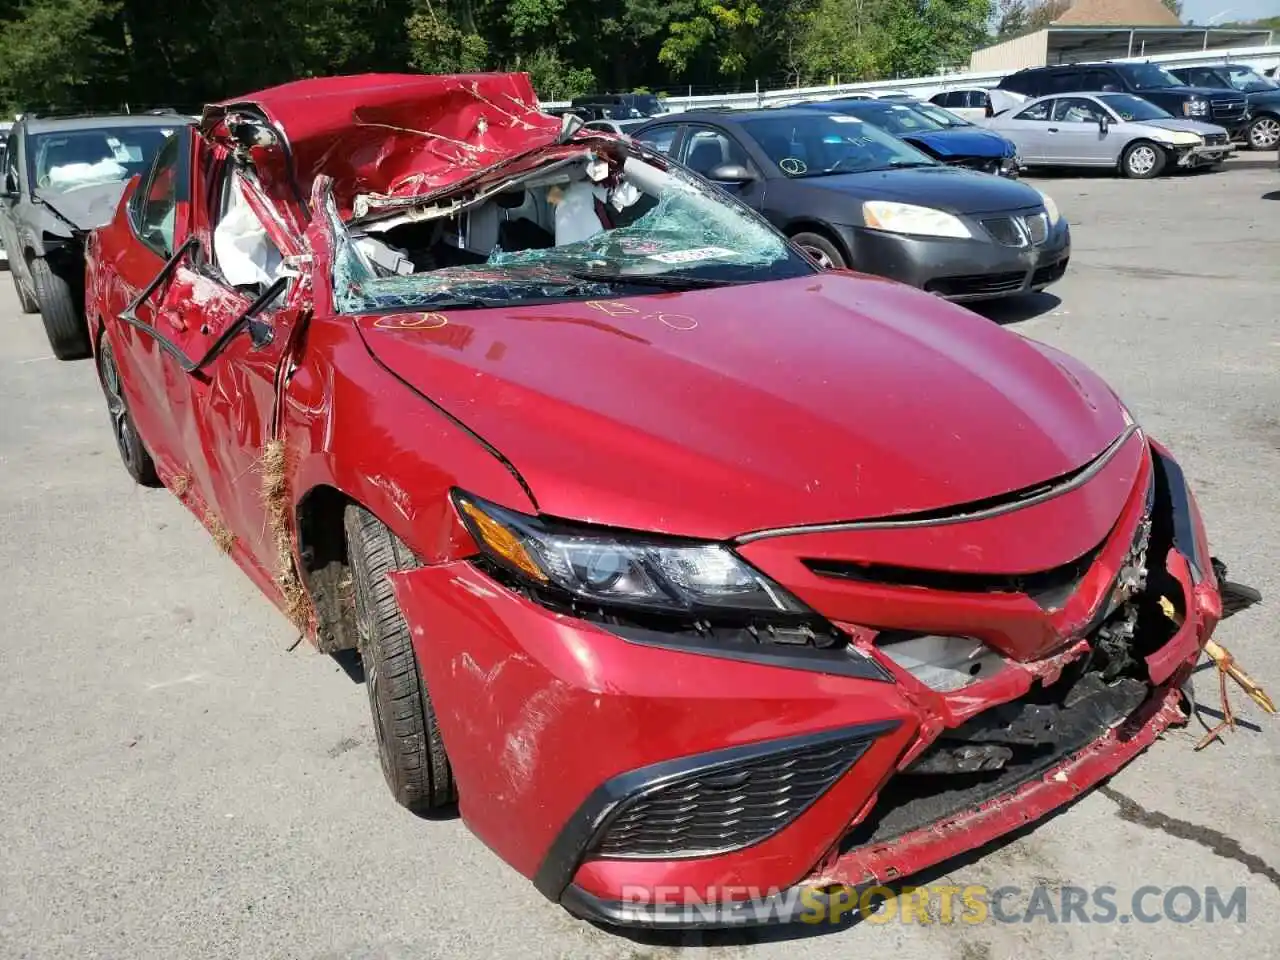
[458,499,548,582]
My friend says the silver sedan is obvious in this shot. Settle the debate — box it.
[984,92,1233,178]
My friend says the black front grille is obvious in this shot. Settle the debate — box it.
[981,216,1022,246]
[1203,132,1228,147]
[926,271,1026,297]
[1211,98,1247,122]
[591,733,877,858]
[1025,212,1048,245]
[806,539,1100,609]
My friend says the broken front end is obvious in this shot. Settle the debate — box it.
[384,420,1244,928]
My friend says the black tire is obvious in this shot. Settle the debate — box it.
[30,256,90,359]
[1121,141,1165,180]
[791,231,847,270]
[1247,114,1280,151]
[344,505,455,814]
[97,337,160,486]
[12,261,39,313]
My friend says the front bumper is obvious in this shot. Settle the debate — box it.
[1175,142,1236,167]
[838,217,1070,301]
[388,440,1226,929]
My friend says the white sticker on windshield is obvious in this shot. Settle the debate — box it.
[648,246,734,264]
[829,115,862,123]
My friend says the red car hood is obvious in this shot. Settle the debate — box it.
[356,273,1128,540]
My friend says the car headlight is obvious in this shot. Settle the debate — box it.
[1182,99,1209,117]
[454,492,808,614]
[1036,188,1061,225]
[1153,130,1203,146]
[862,200,972,239]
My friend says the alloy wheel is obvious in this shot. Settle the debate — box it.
[1249,117,1280,150]
[1128,146,1157,176]
[99,344,141,468]
[800,244,835,269]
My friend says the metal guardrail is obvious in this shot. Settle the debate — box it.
[542,43,1280,111]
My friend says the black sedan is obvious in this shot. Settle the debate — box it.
[631,108,1069,301]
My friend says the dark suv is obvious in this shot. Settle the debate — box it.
[998,62,1249,140]
[1169,64,1280,150]
[569,93,666,121]
[0,111,188,359]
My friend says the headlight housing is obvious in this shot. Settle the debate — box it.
[454,492,808,615]
[1036,188,1061,225]
[862,200,972,239]
[1182,99,1209,117]
[1153,130,1203,146]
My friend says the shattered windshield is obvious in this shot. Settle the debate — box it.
[330,147,814,312]
[28,126,173,192]
[742,113,939,177]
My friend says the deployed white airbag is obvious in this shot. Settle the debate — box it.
[214,176,284,287]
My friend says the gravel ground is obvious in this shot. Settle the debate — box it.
[0,156,1277,960]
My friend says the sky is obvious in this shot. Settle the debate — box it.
[1179,0,1279,24]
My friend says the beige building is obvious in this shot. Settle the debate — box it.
[970,0,1275,72]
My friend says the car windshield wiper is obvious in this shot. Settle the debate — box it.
[561,269,753,290]
[885,160,939,169]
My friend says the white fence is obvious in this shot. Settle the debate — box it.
[542,43,1280,112]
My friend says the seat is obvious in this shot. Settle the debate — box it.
[685,139,725,175]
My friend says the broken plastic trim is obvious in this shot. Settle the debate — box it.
[736,424,1142,544]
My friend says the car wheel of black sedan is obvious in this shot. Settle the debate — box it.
[97,338,160,487]
[30,257,90,359]
[1247,115,1280,151]
[345,505,457,815]
[11,260,40,314]
[1121,141,1165,180]
[791,231,847,270]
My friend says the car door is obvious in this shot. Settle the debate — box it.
[114,128,309,578]
[999,99,1056,164]
[677,124,766,209]
[1046,97,1114,165]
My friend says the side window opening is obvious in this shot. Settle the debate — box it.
[1016,100,1053,122]
[635,126,678,155]
[212,169,286,293]
[134,134,182,257]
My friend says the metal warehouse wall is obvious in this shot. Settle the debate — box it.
[970,31,1051,71]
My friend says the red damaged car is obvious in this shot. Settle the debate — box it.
[84,73,1254,928]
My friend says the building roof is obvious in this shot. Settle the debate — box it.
[1052,0,1181,27]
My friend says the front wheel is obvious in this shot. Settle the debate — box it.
[791,231,847,270]
[1121,141,1165,179]
[31,257,90,359]
[345,505,456,815]
[1247,114,1280,151]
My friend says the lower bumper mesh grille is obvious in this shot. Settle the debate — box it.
[591,732,880,858]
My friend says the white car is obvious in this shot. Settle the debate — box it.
[930,88,1027,122]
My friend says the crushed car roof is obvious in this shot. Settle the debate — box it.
[200,73,564,218]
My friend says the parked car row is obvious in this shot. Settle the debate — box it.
[18,71,1254,932]
[627,106,1068,300]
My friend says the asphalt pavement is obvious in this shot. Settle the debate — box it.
[1,156,1278,960]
